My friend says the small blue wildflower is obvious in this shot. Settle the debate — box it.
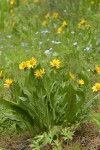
[51,40,61,44]
[39,42,43,45]
[44,50,51,55]
[73,42,78,46]
[6,35,12,38]
[71,31,75,34]
[21,42,27,47]
[84,46,90,51]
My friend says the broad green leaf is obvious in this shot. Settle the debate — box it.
[0,99,36,135]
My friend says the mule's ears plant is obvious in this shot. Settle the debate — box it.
[0,57,100,137]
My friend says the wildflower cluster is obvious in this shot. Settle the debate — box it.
[0,53,100,146]
[2,58,100,93]
[0,1,100,146]
[19,57,37,69]
[78,19,91,30]
[19,57,45,79]
[42,12,59,27]
[42,11,68,34]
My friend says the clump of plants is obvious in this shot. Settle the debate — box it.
[0,57,100,148]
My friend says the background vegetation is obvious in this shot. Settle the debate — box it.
[0,0,100,149]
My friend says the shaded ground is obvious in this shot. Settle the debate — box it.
[0,122,100,150]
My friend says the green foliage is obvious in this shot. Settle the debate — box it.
[61,127,74,141]
[0,0,100,148]
[0,61,99,137]
[30,126,74,149]
[89,112,100,132]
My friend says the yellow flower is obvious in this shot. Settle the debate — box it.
[99,3,100,6]
[10,0,15,5]
[69,72,74,80]
[34,0,39,3]
[95,65,100,74]
[45,13,50,19]
[80,19,85,25]
[0,71,3,78]
[62,21,67,27]
[90,1,94,5]
[86,24,91,29]
[34,69,45,78]
[57,27,62,33]
[92,83,100,92]
[27,57,37,69]
[53,12,58,18]
[19,61,28,70]
[50,59,60,68]
[42,21,47,26]
[40,69,45,75]
[4,79,13,88]
[77,79,85,85]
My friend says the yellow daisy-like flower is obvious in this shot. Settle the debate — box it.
[53,12,58,18]
[69,72,74,80]
[10,0,15,5]
[92,83,100,92]
[99,3,100,6]
[80,19,85,25]
[0,71,3,78]
[34,69,45,78]
[27,57,37,69]
[42,21,47,26]
[50,59,60,68]
[77,79,85,85]
[45,13,50,19]
[19,61,27,70]
[62,21,67,27]
[34,70,41,78]
[57,27,62,33]
[4,79,13,88]
[95,65,100,74]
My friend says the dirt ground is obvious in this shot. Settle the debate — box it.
[0,122,100,150]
